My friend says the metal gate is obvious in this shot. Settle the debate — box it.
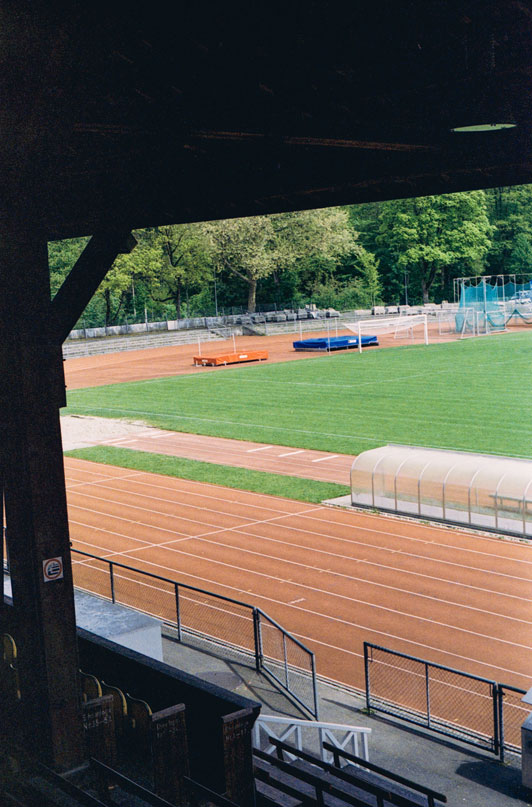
[364,643,526,760]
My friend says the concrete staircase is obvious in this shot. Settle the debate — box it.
[62,327,226,358]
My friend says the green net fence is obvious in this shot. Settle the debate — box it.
[456,277,532,333]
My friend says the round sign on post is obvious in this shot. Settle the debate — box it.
[43,556,64,582]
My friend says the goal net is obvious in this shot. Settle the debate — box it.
[344,314,428,353]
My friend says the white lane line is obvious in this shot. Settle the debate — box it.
[73,555,529,682]
[67,487,293,525]
[311,454,339,463]
[65,470,145,489]
[69,521,157,546]
[108,550,532,653]
[121,525,532,622]
[65,474,532,572]
[188,531,532,620]
[65,461,532,562]
[210,525,532,603]
[66,472,311,516]
[70,505,324,553]
[69,488,532,591]
[278,450,305,457]
[246,445,274,453]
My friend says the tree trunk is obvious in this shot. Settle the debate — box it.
[175,285,182,319]
[421,279,429,304]
[104,289,112,326]
[247,278,257,313]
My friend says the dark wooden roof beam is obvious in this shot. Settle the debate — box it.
[51,230,137,343]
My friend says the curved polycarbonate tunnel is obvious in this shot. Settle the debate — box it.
[350,444,532,538]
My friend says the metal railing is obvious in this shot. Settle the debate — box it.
[364,642,526,761]
[253,714,370,764]
[71,549,318,718]
[322,742,447,806]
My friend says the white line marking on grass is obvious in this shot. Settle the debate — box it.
[278,450,305,457]
[246,445,273,452]
[311,454,339,463]
[66,406,380,444]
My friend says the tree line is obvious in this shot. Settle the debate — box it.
[49,185,532,327]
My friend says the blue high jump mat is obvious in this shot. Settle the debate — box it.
[292,335,378,351]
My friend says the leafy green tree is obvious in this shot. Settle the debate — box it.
[203,207,359,312]
[48,237,90,297]
[485,185,532,275]
[508,232,532,275]
[142,225,212,318]
[376,192,492,304]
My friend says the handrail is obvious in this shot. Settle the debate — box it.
[72,548,319,717]
[322,742,447,805]
[73,548,253,610]
[32,760,108,807]
[254,742,420,807]
[254,714,370,763]
[90,758,177,806]
[183,776,239,807]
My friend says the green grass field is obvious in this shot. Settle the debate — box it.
[64,331,532,459]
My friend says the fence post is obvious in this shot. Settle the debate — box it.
[109,561,115,604]
[282,633,289,689]
[425,663,431,729]
[311,653,319,720]
[175,583,182,642]
[495,683,503,761]
[364,643,371,713]
[253,608,263,672]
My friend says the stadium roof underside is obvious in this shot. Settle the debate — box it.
[6,1,532,242]
[351,444,532,538]
[4,0,532,770]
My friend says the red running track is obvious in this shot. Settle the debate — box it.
[100,429,354,484]
[66,456,532,693]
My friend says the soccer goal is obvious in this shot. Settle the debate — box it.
[456,306,507,338]
[344,314,429,353]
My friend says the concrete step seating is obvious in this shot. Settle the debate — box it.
[62,327,222,358]
[254,739,446,807]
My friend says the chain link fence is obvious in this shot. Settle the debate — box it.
[364,643,525,760]
[71,549,318,717]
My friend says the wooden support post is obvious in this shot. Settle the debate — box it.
[0,227,84,769]
[221,708,256,807]
[51,231,137,342]
[151,703,189,805]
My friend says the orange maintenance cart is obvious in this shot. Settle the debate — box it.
[193,350,268,366]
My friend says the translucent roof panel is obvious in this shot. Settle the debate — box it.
[351,445,532,538]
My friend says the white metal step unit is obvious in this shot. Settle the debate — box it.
[253,714,371,766]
